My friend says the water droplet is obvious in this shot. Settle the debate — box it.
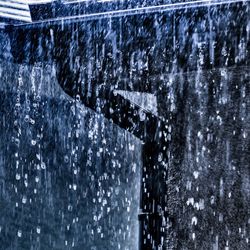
[15,173,21,180]
[31,140,36,146]
[192,233,195,240]
[17,230,22,237]
[64,156,69,163]
[41,162,46,169]
[24,115,29,122]
[22,196,27,204]
[193,171,199,179]
[191,216,198,225]
[30,119,35,125]
[243,131,247,139]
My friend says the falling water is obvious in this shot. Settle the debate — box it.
[0,0,249,249]
[0,35,141,249]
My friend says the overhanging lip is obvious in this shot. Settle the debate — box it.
[1,0,250,26]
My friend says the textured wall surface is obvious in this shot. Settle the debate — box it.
[0,1,250,249]
[0,51,141,249]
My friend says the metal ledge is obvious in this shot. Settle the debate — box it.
[1,0,250,25]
